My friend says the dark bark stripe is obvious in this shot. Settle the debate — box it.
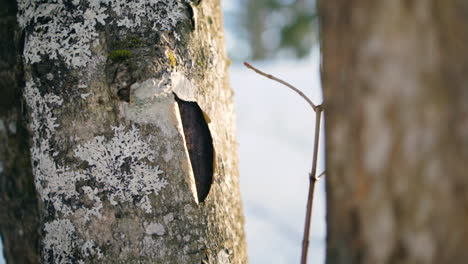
[0,0,40,262]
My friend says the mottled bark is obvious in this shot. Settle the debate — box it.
[320,0,468,263]
[0,0,40,262]
[18,0,246,263]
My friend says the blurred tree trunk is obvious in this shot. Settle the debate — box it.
[0,0,40,263]
[13,0,247,263]
[320,1,468,263]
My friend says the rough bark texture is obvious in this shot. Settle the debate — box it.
[17,0,247,263]
[0,0,40,262]
[320,1,468,263]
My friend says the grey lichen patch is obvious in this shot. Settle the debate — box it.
[108,0,188,31]
[23,79,79,215]
[25,78,167,218]
[18,1,108,68]
[17,0,190,68]
[145,221,165,236]
[80,240,104,260]
[43,219,78,263]
[43,219,103,263]
[163,213,174,224]
[74,125,167,214]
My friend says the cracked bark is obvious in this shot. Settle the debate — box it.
[174,95,214,204]
[13,0,247,263]
[320,0,468,263]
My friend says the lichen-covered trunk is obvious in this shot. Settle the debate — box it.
[0,0,40,262]
[320,1,468,263]
[17,0,247,263]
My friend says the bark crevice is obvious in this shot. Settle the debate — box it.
[174,93,214,203]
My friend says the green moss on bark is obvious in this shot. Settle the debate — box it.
[108,49,132,62]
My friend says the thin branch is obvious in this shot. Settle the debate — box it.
[244,62,324,264]
[300,107,322,264]
[244,62,318,111]
[315,171,326,181]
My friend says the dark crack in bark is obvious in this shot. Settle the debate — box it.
[174,93,213,203]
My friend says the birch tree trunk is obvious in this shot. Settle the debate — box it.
[320,1,468,263]
[0,0,40,262]
[15,0,247,263]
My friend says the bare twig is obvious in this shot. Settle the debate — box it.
[300,107,322,264]
[244,62,317,111]
[243,62,324,264]
[315,171,326,181]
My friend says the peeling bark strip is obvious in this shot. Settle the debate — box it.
[18,0,246,263]
[174,94,214,203]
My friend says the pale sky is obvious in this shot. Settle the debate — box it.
[232,52,325,263]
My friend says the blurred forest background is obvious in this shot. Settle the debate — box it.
[230,0,468,263]
[224,0,318,61]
